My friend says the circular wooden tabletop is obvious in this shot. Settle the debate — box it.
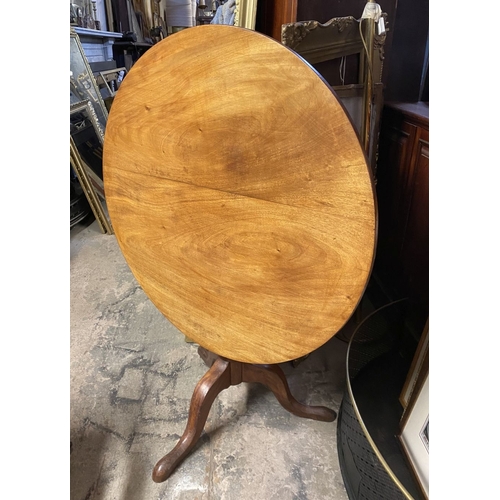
[103,25,376,364]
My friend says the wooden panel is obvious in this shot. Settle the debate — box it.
[271,0,297,40]
[103,25,376,364]
[400,128,429,309]
[374,102,428,332]
[256,0,297,40]
[376,113,415,264]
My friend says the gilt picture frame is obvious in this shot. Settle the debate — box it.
[70,100,105,197]
[71,139,112,234]
[70,100,113,234]
[234,0,258,30]
[70,27,109,133]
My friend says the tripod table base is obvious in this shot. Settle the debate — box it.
[152,347,336,483]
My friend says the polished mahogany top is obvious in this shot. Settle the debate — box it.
[103,25,376,364]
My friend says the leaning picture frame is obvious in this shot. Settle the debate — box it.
[398,373,429,499]
[70,100,105,198]
[70,100,113,234]
[234,0,258,30]
[71,139,112,234]
[400,319,429,410]
[70,27,109,133]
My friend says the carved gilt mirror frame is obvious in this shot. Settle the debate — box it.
[281,15,388,177]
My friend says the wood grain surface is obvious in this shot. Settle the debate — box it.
[103,25,376,364]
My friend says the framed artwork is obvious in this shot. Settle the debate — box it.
[400,318,429,410]
[70,100,113,234]
[71,138,113,234]
[70,27,109,133]
[70,100,105,197]
[398,373,429,499]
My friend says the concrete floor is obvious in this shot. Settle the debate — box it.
[70,216,356,500]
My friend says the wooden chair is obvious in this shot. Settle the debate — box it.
[281,14,388,179]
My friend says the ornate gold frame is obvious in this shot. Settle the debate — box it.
[71,100,104,141]
[70,27,109,132]
[70,100,113,234]
[71,138,113,234]
[281,16,387,80]
[234,0,258,30]
[281,15,388,178]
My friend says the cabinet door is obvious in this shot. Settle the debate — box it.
[400,127,429,313]
[374,106,429,330]
[376,113,417,268]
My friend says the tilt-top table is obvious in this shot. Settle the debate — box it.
[103,24,376,483]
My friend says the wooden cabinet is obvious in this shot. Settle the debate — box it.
[374,102,429,334]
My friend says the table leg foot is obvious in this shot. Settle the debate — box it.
[243,363,337,422]
[152,356,231,483]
